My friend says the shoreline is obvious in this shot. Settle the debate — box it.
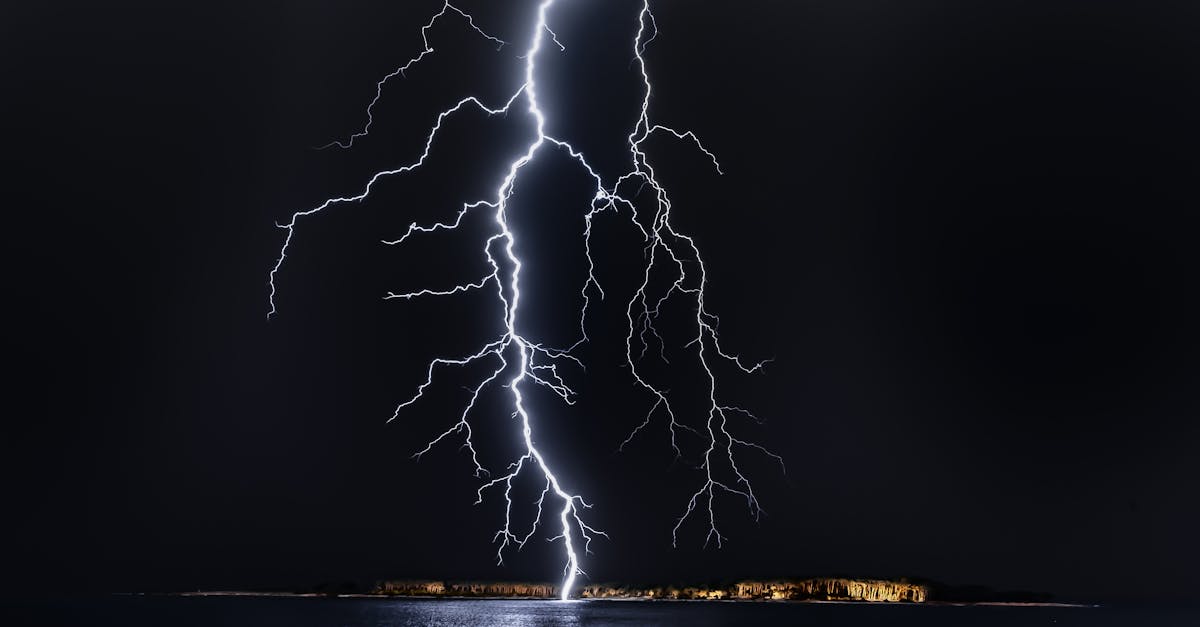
[158,591,1093,608]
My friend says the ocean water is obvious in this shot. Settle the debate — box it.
[2,596,1197,626]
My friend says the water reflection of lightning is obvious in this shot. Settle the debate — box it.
[267,0,782,600]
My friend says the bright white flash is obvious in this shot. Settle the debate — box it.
[267,0,782,600]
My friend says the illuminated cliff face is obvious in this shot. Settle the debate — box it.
[446,582,557,598]
[376,580,446,595]
[374,581,557,598]
[732,579,928,602]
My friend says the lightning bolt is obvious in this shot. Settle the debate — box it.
[267,0,783,600]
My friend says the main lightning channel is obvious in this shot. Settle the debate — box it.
[485,0,591,600]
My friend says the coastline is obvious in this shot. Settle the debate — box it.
[162,591,1092,608]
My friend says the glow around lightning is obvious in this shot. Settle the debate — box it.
[268,0,783,600]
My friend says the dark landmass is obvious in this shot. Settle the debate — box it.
[176,576,1073,605]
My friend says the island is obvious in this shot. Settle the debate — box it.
[374,578,929,602]
[179,576,1065,605]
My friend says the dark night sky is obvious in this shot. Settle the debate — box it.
[3,0,1199,603]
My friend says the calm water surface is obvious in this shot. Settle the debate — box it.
[3,596,1197,626]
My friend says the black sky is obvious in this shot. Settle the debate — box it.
[3,0,1199,603]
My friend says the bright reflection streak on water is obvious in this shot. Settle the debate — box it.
[359,599,585,627]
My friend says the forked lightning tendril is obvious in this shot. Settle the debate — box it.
[268,0,782,600]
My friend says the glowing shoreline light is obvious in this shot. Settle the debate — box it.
[268,1,783,600]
